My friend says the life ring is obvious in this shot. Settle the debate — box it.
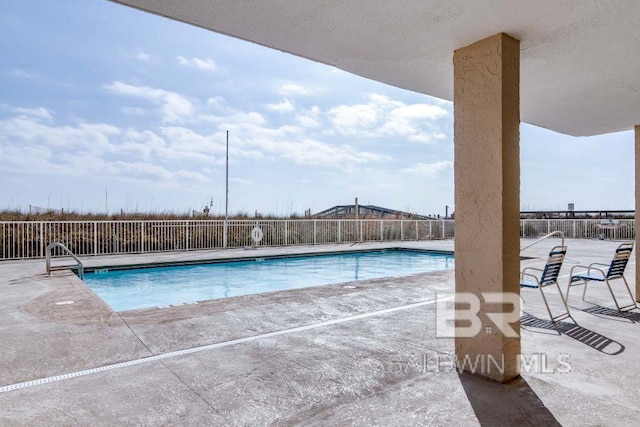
[251,226,264,243]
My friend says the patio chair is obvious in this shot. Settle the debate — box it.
[566,242,638,311]
[520,245,574,323]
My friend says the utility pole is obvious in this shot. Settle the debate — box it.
[223,130,229,248]
[355,197,359,220]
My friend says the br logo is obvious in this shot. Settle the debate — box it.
[436,292,522,338]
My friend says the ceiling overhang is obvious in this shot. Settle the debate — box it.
[111,0,640,137]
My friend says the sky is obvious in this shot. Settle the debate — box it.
[0,0,635,217]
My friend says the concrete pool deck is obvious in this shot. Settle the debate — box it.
[1,239,639,425]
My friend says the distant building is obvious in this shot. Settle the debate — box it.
[313,204,433,220]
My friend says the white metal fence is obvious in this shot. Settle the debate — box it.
[0,218,634,260]
[520,219,635,241]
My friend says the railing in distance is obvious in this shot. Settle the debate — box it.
[0,218,635,260]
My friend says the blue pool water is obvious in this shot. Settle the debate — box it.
[84,250,454,311]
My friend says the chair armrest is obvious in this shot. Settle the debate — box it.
[589,262,609,268]
[520,271,541,285]
[570,264,605,278]
[522,267,543,275]
[569,264,589,276]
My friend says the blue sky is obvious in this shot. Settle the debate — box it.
[0,0,634,216]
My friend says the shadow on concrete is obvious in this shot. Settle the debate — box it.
[458,372,561,426]
[581,305,640,322]
[521,313,624,355]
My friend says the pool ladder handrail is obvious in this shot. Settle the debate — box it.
[46,242,84,279]
[520,230,565,253]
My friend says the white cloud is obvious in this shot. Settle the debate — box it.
[328,104,378,134]
[10,68,36,79]
[200,110,268,127]
[119,129,166,159]
[133,50,151,61]
[328,93,448,142]
[195,103,387,169]
[70,157,208,187]
[2,105,54,121]
[104,81,193,123]
[177,56,217,72]
[266,99,295,113]
[278,83,314,96]
[121,106,148,116]
[295,106,322,128]
[401,161,453,176]
[0,115,120,153]
[296,115,320,128]
[0,113,210,188]
[368,93,405,110]
[157,126,223,162]
[379,104,448,141]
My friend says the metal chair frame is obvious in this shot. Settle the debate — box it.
[566,242,637,312]
[520,245,574,323]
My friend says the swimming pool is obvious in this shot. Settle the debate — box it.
[83,250,454,311]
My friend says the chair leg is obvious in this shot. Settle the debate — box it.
[566,280,583,304]
[603,279,622,311]
[538,286,555,322]
[581,280,589,301]
[539,283,572,323]
[619,277,638,311]
[554,282,574,323]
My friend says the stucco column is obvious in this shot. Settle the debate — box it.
[635,125,640,302]
[453,33,520,382]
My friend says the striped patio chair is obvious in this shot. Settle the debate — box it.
[520,245,574,323]
[566,242,637,312]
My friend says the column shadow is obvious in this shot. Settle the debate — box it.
[521,313,624,355]
[458,372,561,426]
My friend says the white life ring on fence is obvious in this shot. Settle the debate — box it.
[251,226,264,243]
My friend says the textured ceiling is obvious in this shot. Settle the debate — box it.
[112,0,640,136]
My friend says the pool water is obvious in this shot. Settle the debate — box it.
[83,250,454,311]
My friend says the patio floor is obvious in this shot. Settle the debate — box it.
[0,239,638,425]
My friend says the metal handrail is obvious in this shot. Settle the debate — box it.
[520,231,565,253]
[46,242,84,279]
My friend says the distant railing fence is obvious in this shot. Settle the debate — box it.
[0,219,634,260]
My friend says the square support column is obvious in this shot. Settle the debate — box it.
[453,33,520,382]
[636,126,640,303]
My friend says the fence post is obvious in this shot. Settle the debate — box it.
[442,220,445,239]
[415,221,419,241]
[141,222,145,253]
[93,222,98,256]
[284,221,288,246]
[186,221,190,251]
[547,220,551,235]
[337,220,341,244]
[359,220,363,242]
[313,220,317,245]
[400,220,404,241]
[572,220,576,239]
[380,220,383,242]
[39,222,44,258]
